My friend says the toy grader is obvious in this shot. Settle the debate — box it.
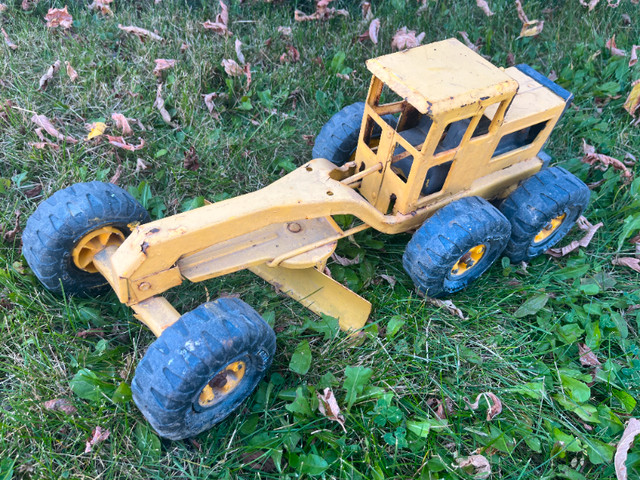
[23,39,589,440]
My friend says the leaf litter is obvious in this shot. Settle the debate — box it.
[39,60,61,90]
[154,83,172,124]
[202,1,232,36]
[84,426,110,453]
[112,113,133,135]
[87,0,113,16]
[546,215,603,258]
[475,0,494,16]
[581,139,633,183]
[65,61,78,81]
[391,27,425,51]
[294,0,348,22]
[317,388,346,432]
[463,392,502,421]
[153,59,177,77]
[2,27,17,50]
[107,136,145,151]
[515,0,544,38]
[118,24,163,42]
[615,418,640,480]
[43,398,77,415]
[31,114,77,144]
[45,7,73,29]
[455,454,491,479]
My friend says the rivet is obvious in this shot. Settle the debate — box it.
[287,222,302,233]
[139,282,151,291]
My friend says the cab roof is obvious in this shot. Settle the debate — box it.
[366,38,518,116]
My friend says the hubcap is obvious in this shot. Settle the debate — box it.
[198,361,246,408]
[71,226,125,273]
[450,244,486,276]
[533,213,566,244]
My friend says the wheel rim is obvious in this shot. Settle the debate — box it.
[533,213,566,245]
[198,361,247,408]
[72,226,125,273]
[450,244,486,277]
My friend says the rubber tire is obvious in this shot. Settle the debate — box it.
[312,102,397,166]
[22,181,150,296]
[403,196,511,298]
[131,298,276,440]
[499,167,590,263]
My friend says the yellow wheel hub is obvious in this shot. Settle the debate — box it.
[450,244,486,276]
[533,213,566,244]
[72,226,125,273]
[198,361,246,407]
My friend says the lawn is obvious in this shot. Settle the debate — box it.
[1,0,640,478]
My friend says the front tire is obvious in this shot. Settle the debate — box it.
[499,167,590,263]
[131,298,276,440]
[403,197,511,298]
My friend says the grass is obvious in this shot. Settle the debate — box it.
[1,0,640,478]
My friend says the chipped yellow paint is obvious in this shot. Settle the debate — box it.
[533,213,566,244]
[88,38,569,337]
[450,244,486,276]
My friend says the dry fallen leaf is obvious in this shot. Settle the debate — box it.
[30,141,59,150]
[183,146,199,171]
[612,257,640,273]
[65,61,78,81]
[43,398,77,415]
[45,6,73,29]
[475,0,494,16]
[379,273,396,287]
[111,113,133,136]
[581,139,633,183]
[391,26,425,51]
[118,24,163,42]
[279,45,300,63]
[202,0,232,36]
[109,164,123,185]
[546,215,603,258]
[1,27,17,50]
[240,451,277,473]
[21,0,40,10]
[624,80,640,120]
[153,58,177,76]
[332,252,361,266]
[88,0,113,15]
[615,418,640,480]
[294,0,349,22]
[235,38,245,65]
[455,455,491,479]
[2,210,21,243]
[154,83,172,124]
[31,114,77,144]
[579,0,600,10]
[203,92,222,120]
[277,26,292,37]
[24,184,42,198]
[458,31,479,52]
[368,18,380,44]
[515,0,544,38]
[426,297,467,320]
[221,58,244,76]
[578,343,602,367]
[136,158,149,172]
[464,392,502,421]
[180,42,189,53]
[317,388,346,432]
[361,1,372,21]
[106,135,145,151]
[39,60,61,90]
[84,426,110,453]
[427,397,454,419]
[606,35,626,57]
[87,121,107,140]
[630,45,639,67]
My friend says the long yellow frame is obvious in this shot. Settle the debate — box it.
[90,39,568,337]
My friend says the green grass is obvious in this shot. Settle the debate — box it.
[1,0,640,478]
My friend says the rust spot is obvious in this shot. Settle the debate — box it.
[141,241,149,254]
[208,372,228,389]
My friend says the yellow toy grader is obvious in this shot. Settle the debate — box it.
[23,39,589,439]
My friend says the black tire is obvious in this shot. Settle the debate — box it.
[403,196,511,298]
[22,181,150,296]
[312,102,397,166]
[499,167,590,263]
[131,298,276,440]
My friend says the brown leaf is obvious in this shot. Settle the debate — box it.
[475,0,494,16]
[294,0,349,22]
[606,35,626,57]
[426,298,467,320]
[45,6,73,29]
[391,26,425,51]
[1,27,17,50]
[31,114,77,144]
[518,20,544,38]
[279,45,300,63]
[361,1,372,21]
[630,45,639,67]
[118,24,163,42]
[2,210,21,243]
[578,343,602,367]
[368,18,380,45]
[379,274,396,287]
[302,134,314,146]
[455,454,491,479]
[39,60,61,90]
[203,92,222,120]
[243,64,252,89]
[24,184,42,198]
[65,61,78,81]
[612,257,640,273]
[240,451,277,473]
[202,1,232,36]
[153,59,176,77]
[29,141,59,150]
[135,158,149,172]
[514,0,529,23]
[109,164,123,185]
[183,146,199,171]
[317,388,346,432]
[21,0,40,10]
[427,397,454,420]
[235,38,245,65]
[180,42,189,53]
[615,418,640,480]
[546,215,603,258]
[221,58,243,76]
[154,83,172,124]
[106,136,145,151]
[580,139,633,183]
[88,0,113,15]
[458,31,479,52]
[579,0,600,10]
[111,113,133,136]
[463,392,502,421]
[277,26,292,37]
[43,398,77,415]
[84,426,110,453]
[332,252,361,266]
